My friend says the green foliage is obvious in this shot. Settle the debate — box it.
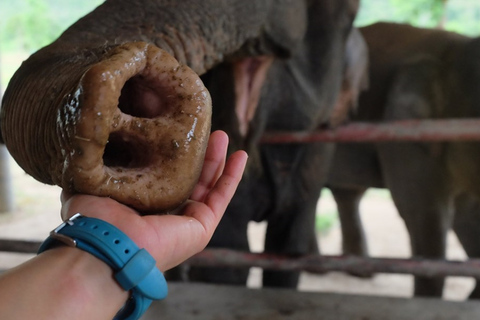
[356,0,480,36]
[444,0,480,36]
[389,0,446,27]
[0,0,103,88]
[315,210,338,234]
[2,0,59,52]
[0,0,104,53]
[315,189,339,234]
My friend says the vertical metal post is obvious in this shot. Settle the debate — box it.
[0,145,14,213]
[0,49,15,213]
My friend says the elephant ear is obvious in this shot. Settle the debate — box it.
[329,27,369,127]
[384,55,444,120]
[384,55,445,157]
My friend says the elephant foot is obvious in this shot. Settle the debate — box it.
[414,277,444,298]
[188,266,250,286]
[342,248,374,278]
[468,283,480,299]
[347,268,374,279]
[263,270,300,288]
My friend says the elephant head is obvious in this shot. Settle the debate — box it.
[205,0,360,156]
[185,0,360,286]
[1,0,359,213]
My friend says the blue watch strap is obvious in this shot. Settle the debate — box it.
[38,213,167,320]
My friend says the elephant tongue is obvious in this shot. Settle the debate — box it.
[234,57,273,137]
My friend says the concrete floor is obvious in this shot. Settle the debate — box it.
[143,282,480,320]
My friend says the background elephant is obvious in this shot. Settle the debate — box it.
[1,0,360,288]
[327,22,480,298]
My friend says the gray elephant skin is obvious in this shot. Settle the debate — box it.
[193,16,365,288]
[0,0,360,288]
[328,22,480,298]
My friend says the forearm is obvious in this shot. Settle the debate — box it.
[0,246,128,320]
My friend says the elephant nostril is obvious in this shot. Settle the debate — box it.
[103,132,152,169]
[118,75,170,119]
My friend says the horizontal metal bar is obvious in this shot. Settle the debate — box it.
[188,249,480,279]
[0,239,41,253]
[2,239,480,278]
[260,119,480,144]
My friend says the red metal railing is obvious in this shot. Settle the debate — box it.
[1,239,480,278]
[261,119,480,143]
[2,118,480,278]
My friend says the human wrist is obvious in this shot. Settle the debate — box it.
[45,246,128,316]
[38,213,167,319]
[0,246,127,320]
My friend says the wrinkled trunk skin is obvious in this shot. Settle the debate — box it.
[1,0,306,213]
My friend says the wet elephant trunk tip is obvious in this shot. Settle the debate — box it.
[3,42,212,213]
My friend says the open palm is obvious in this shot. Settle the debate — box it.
[60,130,248,271]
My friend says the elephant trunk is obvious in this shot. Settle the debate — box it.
[1,0,275,212]
[3,41,212,213]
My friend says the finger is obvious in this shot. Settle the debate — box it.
[185,150,248,231]
[190,130,228,202]
[60,190,74,206]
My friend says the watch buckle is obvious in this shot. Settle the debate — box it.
[49,213,83,247]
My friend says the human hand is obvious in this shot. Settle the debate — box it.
[60,130,247,271]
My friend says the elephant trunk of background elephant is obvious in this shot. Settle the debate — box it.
[1,0,298,212]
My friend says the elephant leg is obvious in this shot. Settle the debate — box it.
[452,193,480,299]
[375,59,455,296]
[263,197,319,288]
[402,203,451,297]
[330,186,373,278]
[261,143,334,288]
[188,214,251,285]
[330,186,368,256]
[379,143,454,297]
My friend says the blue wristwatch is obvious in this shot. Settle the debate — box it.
[38,213,168,320]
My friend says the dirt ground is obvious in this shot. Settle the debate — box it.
[0,153,474,301]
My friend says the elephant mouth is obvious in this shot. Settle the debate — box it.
[234,57,273,137]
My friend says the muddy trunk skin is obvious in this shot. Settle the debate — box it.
[1,0,308,213]
[3,41,212,213]
[327,23,480,298]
